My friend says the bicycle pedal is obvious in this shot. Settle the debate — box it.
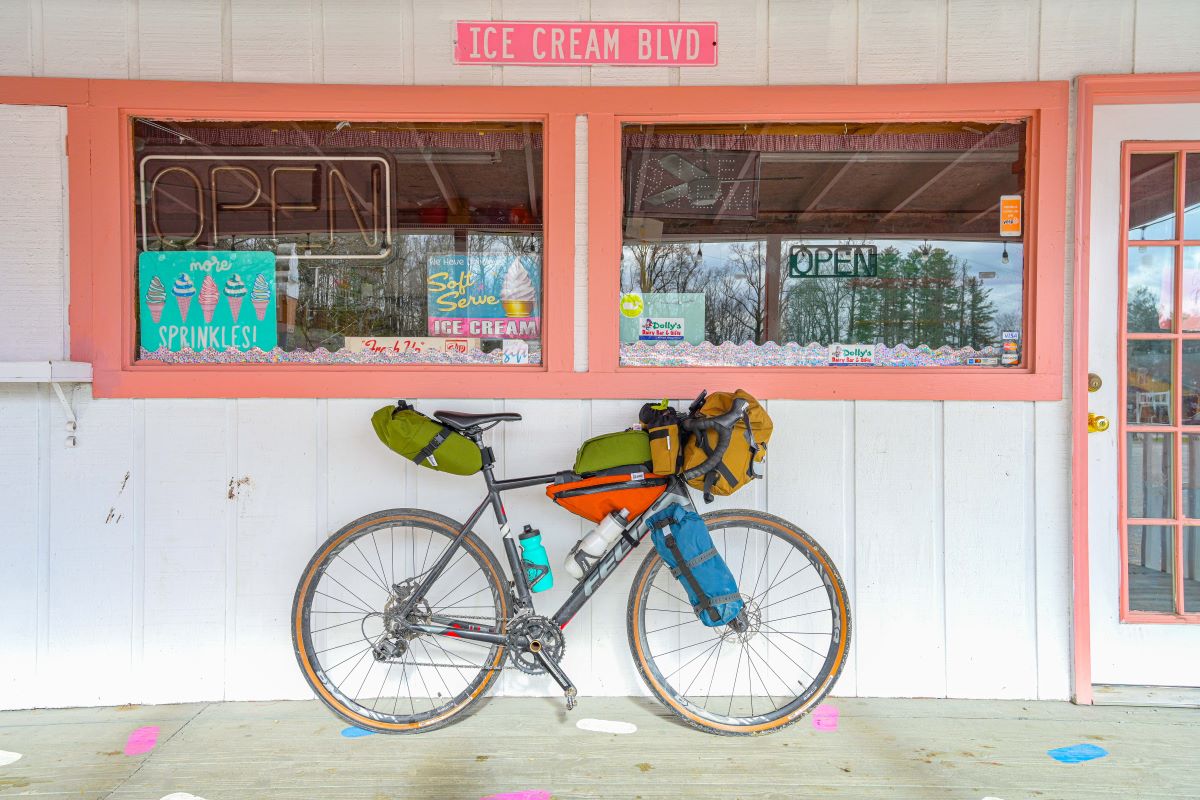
[564,687,578,712]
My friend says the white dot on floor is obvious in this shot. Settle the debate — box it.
[160,793,208,800]
[576,718,637,735]
[0,750,21,767]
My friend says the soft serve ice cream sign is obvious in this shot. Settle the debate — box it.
[138,251,277,354]
[427,254,540,339]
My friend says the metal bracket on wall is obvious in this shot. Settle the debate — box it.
[50,382,79,447]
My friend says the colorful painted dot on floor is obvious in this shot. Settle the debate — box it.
[340,726,376,738]
[1047,743,1108,763]
[479,791,551,800]
[811,704,839,731]
[576,717,637,734]
[124,726,160,756]
[0,750,22,767]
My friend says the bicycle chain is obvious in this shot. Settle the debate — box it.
[385,613,509,671]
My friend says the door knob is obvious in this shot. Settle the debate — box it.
[1088,413,1109,433]
[1088,373,1102,392]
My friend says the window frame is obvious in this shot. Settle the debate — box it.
[1117,139,1200,624]
[0,78,1067,399]
[589,83,1067,400]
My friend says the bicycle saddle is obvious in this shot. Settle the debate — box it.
[434,409,522,430]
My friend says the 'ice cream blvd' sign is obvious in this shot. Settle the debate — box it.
[138,251,277,353]
[427,255,540,340]
[454,21,717,66]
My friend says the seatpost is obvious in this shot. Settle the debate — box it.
[473,428,534,608]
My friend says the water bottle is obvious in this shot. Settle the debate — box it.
[563,509,630,580]
[519,525,553,592]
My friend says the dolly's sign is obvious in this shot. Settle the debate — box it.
[454,21,717,66]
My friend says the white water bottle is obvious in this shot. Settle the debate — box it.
[564,509,630,580]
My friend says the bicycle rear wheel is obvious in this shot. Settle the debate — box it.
[627,509,851,736]
[292,509,509,733]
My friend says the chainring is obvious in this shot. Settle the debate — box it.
[505,614,566,675]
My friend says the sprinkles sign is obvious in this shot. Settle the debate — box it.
[138,251,277,353]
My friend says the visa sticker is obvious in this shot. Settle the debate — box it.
[1002,331,1020,340]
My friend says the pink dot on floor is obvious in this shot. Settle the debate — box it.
[811,704,839,731]
[124,726,160,756]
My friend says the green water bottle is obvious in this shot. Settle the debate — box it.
[519,525,553,592]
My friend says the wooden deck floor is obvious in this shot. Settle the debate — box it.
[0,696,1197,799]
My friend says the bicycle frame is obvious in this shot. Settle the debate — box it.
[399,435,697,647]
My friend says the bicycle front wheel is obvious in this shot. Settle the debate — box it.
[292,509,509,733]
[627,509,851,736]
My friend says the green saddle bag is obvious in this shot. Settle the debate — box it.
[371,402,483,476]
[573,429,652,475]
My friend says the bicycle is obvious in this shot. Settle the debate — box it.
[291,396,851,736]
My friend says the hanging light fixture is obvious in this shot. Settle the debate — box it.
[697,243,704,259]
[1001,242,1010,265]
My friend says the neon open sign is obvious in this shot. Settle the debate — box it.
[788,245,878,278]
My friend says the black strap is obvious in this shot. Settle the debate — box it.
[413,427,451,466]
[620,528,640,548]
[664,533,721,624]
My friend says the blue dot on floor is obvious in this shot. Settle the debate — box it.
[341,726,376,738]
[1047,743,1108,763]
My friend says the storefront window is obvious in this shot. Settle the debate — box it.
[134,119,543,365]
[618,122,1028,367]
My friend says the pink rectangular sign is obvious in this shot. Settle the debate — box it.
[454,21,717,66]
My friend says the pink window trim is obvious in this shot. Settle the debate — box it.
[0,77,1066,400]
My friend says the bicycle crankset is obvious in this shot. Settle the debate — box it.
[505,614,577,710]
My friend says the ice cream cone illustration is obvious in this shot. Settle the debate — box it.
[172,273,196,321]
[145,275,166,323]
[198,275,219,323]
[500,258,536,317]
[251,273,271,321]
[224,274,247,323]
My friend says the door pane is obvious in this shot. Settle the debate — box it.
[1129,153,1177,241]
[1185,154,1200,240]
[1128,340,1173,425]
[1185,527,1200,612]
[1185,247,1200,331]
[1184,341,1200,425]
[1184,435,1200,517]
[1127,525,1176,613]
[1127,432,1174,518]
[1127,246,1173,332]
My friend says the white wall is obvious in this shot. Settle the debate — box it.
[2,0,1199,709]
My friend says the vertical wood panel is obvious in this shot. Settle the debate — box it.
[679,0,768,86]
[857,0,947,84]
[768,0,857,85]
[140,399,229,703]
[0,0,33,75]
[44,391,136,706]
[138,0,223,81]
[227,399,317,700]
[40,0,129,77]
[321,0,408,85]
[589,0,675,86]
[498,400,590,695]
[947,0,1039,82]
[573,115,589,372]
[943,402,1037,698]
[326,399,408,531]
[1039,0,1134,80]
[0,386,43,708]
[765,400,857,695]
[1133,0,1200,74]
[854,401,945,697]
[230,0,316,82]
[0,105,66,361]
[411,0,495,85]
[1034,399,1072,700]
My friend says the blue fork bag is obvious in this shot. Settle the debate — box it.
[648,503,745,627]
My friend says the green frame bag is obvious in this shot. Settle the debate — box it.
[371,403,483,476]
[573,429,652,475]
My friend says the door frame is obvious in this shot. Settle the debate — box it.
[1073,72,1200,705]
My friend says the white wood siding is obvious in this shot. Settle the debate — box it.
[0,0,1198,707]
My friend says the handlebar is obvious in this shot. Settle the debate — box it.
[679,398,749,481]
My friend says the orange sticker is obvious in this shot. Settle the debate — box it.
[1000,195,1022,237]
